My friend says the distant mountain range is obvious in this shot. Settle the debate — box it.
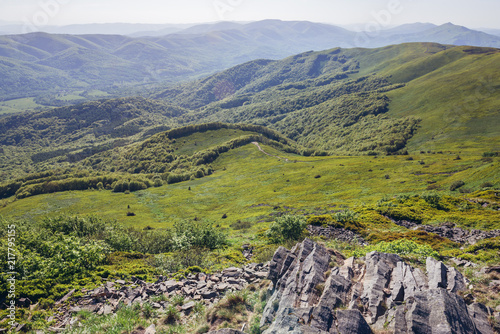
[1,20,500,102]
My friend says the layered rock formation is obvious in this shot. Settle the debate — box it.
[260,238,495,334]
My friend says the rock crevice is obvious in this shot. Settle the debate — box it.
[260,238,496,334]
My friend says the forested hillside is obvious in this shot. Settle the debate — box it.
[1,42,499,184]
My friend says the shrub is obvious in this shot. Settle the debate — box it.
[333,210,358,224]
[231,220,252,230]
[421,192,443,210]
[164,305,181,324]
[426,184,439,191]
[172,220,227,250]
[266,215,307,243]
[195,325,210,334]
[450,180,465,191]
[307,214,334,226]
[480,182,494,188]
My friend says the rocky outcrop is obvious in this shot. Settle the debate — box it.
[261,238,496,334]
[306,225,367,245]
[46,262,268,331]
[390,219,500,245]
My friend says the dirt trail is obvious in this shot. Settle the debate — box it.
[251,142,290,162]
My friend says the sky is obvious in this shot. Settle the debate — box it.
[0,0,499,29]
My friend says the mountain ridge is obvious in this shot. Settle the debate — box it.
[0,42,498,183]
[1,21,500,104]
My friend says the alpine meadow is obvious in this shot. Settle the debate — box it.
[0,14,499,334]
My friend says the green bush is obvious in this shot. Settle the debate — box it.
[333,210,358,223]
[307,214,333,226]
[420,192,445,210]
[480,182,494,188]
[266,215,307,243]
[172,220,227,250]
[450,180,465,191]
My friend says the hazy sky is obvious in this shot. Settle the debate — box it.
[1,0,499,29]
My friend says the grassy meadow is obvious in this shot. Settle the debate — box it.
[1,142,498,231]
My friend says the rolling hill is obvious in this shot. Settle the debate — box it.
[0,42,498,184]
[1,21,500,105]
[156,43,500,154]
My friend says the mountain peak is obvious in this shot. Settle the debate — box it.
[439,22,470,31]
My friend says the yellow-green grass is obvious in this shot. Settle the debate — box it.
[340,44,500,153]
[386,48,500,153]
[1,143,498,233]
[170,128,259,155]
[0,97,43,115]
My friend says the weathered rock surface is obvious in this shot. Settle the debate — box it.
[306,225,367,245]
[260,238,496,334]
[390,219,500,245]
[48,262,268,331]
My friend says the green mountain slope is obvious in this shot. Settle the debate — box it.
[0,97,188,181]
[2,21,500,105]
[0,42,498,183]
[156,43,499,154]
[0,123,306,200]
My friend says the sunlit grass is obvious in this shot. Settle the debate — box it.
[1,143,497,232]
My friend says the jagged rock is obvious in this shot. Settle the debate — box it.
[403,288,478,334]
[485,266,500,274]
[144,324,156,334]
[254,271,268,279]
[489,280,500,292]
[56,289,75,305]
[468,303,495,334]
[451,257,477,267]
[68,306,81,313]
[427,256,448,289]
[268,246,293,284]
[201,290,218,299]
[318,274,351,309]
[335,309,372,334]
[261,238,494,334]
[181,301,195,312]
[361,251,401,324]
[222,267,242,278]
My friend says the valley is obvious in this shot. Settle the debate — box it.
[0,22,498,333]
